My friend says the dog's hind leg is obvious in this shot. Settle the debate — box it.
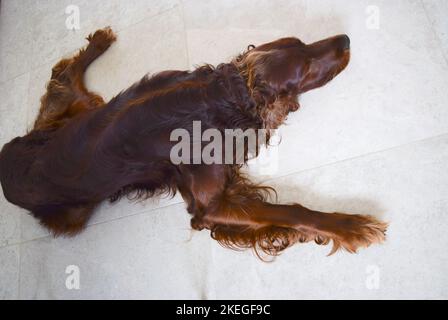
[33,27,117,130]
[33,203,98,237]
[61,26,117,77]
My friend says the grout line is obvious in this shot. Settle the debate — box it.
[179,0,191,68]
[0,241,22,299]
[110,4,181,38]
[17,239,21,299]
[179,0,215,287]
[0,70,29,89]
[88,200,184,228]
[25,70,37,133]
[179,0,216,286]
[12,199,186,246]
[419,0,448,67]
[260,131,448,184]
[180,0,217,284]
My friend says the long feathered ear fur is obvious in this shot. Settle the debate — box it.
[232,48,300,129]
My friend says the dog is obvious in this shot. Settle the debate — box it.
[0,27,387,258]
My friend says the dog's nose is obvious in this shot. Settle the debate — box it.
[340,34,350,50]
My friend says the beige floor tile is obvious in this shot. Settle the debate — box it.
[1,0,447,299]
[211,135,448,299]
[422,0,448,63]
[185,0,448,179]
[0,1,33,83]
[0,0,181,81]
[85,6,189,101]
[0,245,20,299]
[19,203,213,299]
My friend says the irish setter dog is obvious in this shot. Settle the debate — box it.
[0,27,387,259]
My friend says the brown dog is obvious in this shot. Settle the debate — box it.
[0,27,387,258]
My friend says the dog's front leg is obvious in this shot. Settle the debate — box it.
[176,164,387,257]
[201,199,387,256]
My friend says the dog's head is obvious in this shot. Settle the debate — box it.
[234,35,350,128]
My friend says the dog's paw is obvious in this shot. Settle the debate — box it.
[327,213,388,255]
[86,26,117,51]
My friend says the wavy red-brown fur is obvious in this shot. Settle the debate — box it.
[0,28,387,258]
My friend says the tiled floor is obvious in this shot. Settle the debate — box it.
[1,0,447,299]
